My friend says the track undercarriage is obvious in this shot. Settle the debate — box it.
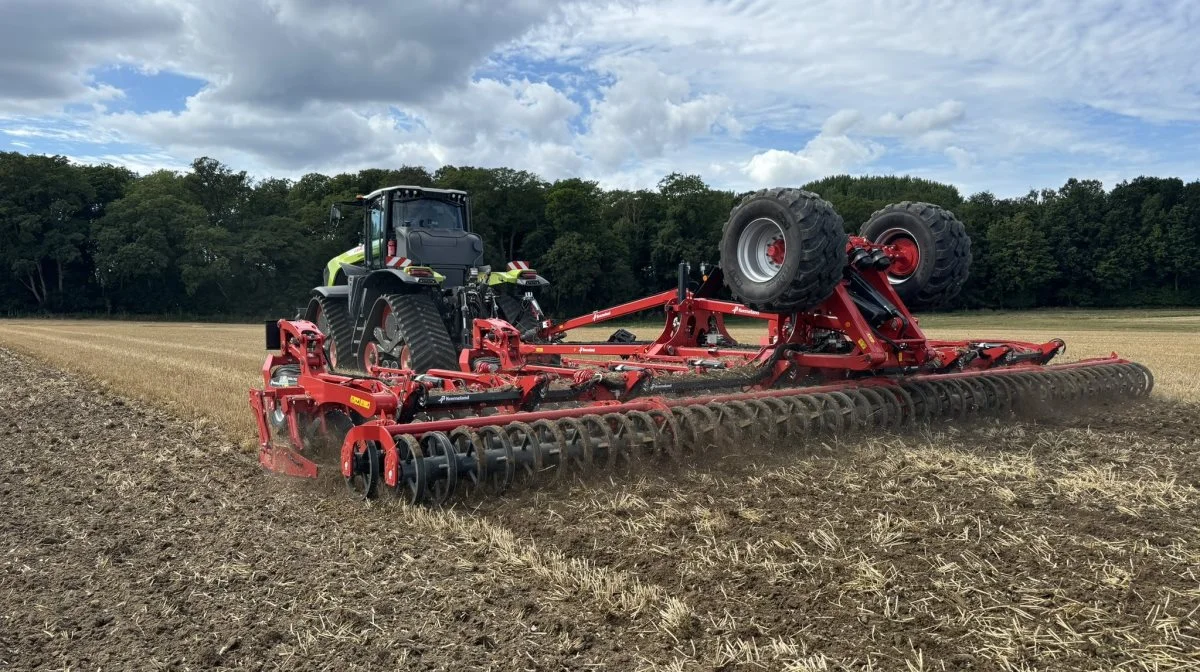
[250,228,1153,505]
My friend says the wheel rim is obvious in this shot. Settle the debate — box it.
[363,341,381,369]
[875,228,921,284]
[737,217,786,283]
[365,302,395,370]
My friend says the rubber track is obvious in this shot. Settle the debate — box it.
[382,293,459,373]
[495,293,562,365]
[871,201,971,308]
[312,295,354,371]
[495,294,539,332]
[724,188,847,312]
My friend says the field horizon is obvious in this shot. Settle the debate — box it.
[1,308,1196,448]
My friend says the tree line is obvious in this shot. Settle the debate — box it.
[2,151,1199,318]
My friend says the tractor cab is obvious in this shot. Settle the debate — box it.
[326,186,484,288]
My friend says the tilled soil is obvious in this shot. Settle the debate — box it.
[0,349,679,671]
[3,346,1199,671]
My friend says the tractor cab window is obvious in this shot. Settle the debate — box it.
[366,197,387,267]
[393,198,463,230]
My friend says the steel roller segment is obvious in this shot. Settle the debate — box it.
[348,361,1152,505]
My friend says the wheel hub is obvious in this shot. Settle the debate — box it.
[363,341,381,369]
[876,228,921,284]
[738,217,787,283]
[766,238,786,266]
[366,302,403,370]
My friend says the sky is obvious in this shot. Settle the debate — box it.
[1,0,1198,197]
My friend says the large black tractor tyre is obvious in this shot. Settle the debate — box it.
[305,295,354,370]
[859,202,971,310]
[720,188,847,313]
[363,293,459,373]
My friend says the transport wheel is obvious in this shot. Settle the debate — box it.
[306,295,353,370]
[364,293,459,373]
[859,202,971,309]
[720,188,847,313]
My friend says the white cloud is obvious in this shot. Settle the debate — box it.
[744,112,885,184]
[3,0,1200,195]
[582,58,735,169]
[98,74,588,179]
[418,78,581,147]
[0,0,178,112]
[822,110,862,136]
[944,146,973,170]
[873,101,965,136]
[167,0,565,108]
[65,151,188,176]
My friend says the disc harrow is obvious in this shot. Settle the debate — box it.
[250,190,1154,505]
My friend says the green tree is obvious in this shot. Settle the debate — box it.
[1151,204,1200,295]
[538,232,602,313]
[185,157,251,229]
[804,174,963,230]
[984,212,1057,308]
[92,170,205,313]
[0,153,98,309]
[651,173,733,288]
[605,189,664,296]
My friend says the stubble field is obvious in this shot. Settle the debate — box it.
[1,310,1198,670]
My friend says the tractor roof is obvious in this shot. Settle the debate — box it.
[363,185,468,201]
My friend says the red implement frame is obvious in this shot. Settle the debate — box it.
[252,235,1102,486]
[463,236,1064,379]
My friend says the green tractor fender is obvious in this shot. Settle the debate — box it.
[323,245,364,286]
[487,262,549,288]
[324,244,447,286]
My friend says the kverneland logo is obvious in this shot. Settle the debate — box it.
[591,310,612,322]
[732,305,760,316]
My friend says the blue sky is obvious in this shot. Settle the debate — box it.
[89,67,205,115]
[1,0,1198,197]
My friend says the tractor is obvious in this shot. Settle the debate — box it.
[302,186,549,373]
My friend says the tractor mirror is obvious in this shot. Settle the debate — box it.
[328,204,342,224]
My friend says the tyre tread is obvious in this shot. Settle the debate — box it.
[310,295,354,370]
[382,293,459,373]
[722,188,848,312]
[863,201,971,309]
